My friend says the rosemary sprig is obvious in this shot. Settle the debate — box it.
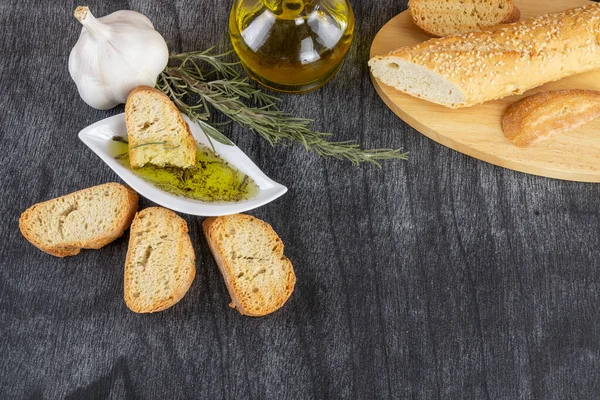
[156,48,408,166]
[112,136,129,144]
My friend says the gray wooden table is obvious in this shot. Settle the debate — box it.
[2,1,600,399]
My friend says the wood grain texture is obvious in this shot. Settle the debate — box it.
[1,0,600,399]
[370,0,600,182]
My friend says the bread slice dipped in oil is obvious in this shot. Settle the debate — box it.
[125,86,196,169]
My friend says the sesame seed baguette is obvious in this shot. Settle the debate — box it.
[19,183,139,257]
[369,4,600,108]
[502,90,600,147]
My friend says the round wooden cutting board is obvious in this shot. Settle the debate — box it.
[370,0,600,182]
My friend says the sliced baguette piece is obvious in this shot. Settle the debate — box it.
[124,207,196,313]
[19,183,138,257]
[409,0,520,37]
[369,4,600,108]
[203,214,296,317]
[502,90,600,147]
[125,86,196,169]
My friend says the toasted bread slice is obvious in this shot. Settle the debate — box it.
[19,183,138,257]
[203,214,295,317]
[124,207,196,313]
[125,86,196,169]
[502,90,600,147]
[409,0,520,37]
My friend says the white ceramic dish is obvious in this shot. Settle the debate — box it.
[78,113,287,216]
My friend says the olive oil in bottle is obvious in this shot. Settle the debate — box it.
[229,0,354,93]
[109,138,259,203]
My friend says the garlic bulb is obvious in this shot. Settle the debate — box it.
[68,6,169,110]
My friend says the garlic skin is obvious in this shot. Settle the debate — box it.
[69,6,169,110]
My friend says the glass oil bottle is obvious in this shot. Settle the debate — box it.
[229,0,355,93]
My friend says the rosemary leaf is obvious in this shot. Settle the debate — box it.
[196,120,233,146]
[130,141,167,150]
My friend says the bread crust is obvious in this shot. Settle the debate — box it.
[502,89,600,147]
[409,0,520,37]
[503,4,520,24]
[124,207,196,313]
[203,214,296,317]
[125,86,196,169]
[19,183,138,257]
[370,4,600,108]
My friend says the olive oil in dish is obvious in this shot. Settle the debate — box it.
[110,138,259,202]
[229,0,354,93]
